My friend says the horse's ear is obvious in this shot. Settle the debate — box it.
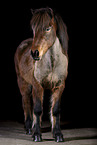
[55,14,68,55]
[31,9,34,15]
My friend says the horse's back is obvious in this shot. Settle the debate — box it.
[14,38,33,84]
[15,38,33,62]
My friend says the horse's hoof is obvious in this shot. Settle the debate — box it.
[55,135,64,142]
[33,135,42,142]
[26,129,32,135]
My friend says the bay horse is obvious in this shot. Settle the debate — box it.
[14,8,68,142]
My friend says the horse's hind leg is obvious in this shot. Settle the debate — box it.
[17,76,32,134]
[50,83,65,142]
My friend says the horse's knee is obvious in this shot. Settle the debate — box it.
[34,99,42,116]
[53,100,60,116]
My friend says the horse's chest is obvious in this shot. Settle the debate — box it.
[34,48,68,89]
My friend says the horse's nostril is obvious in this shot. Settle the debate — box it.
[31,50,39,57]
[34,50,39,57]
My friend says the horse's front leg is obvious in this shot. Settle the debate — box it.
[32,81,43,142]
[50,83,65,142]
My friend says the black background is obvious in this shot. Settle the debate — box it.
[0,1,96,127]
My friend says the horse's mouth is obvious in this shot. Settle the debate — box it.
[33,57,40,61]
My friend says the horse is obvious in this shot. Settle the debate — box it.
[14,7,68,142]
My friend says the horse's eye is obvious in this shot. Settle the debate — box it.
[45,27,51,32]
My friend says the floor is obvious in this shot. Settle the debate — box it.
[0,121,97,145]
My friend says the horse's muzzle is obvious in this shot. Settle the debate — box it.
[31,50,40,61]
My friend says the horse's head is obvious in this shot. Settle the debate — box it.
[30,8,57,60]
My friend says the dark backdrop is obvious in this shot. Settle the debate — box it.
[0,1,96,127]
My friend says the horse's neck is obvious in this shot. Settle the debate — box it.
[34,37,63,73]
[50,37,62,55]
[47,37,63,67]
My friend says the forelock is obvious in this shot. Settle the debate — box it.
[30,8,54,33]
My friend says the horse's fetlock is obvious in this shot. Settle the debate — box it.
[32,123,42,141]
[53,127,63,139]
[25,114,32,130]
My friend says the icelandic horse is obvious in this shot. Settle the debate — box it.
[14,8,68,142]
